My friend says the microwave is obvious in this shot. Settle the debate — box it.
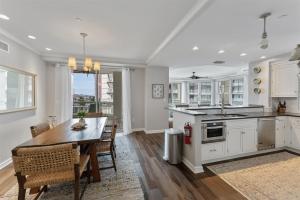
[202,121,226,143]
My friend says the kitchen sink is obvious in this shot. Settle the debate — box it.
[213,114,247,118]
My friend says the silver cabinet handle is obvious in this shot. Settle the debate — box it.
[209,149,217,152]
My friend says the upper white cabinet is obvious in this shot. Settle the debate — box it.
[271,61,299,97]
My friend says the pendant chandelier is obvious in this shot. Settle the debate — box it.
[259,12,271,49]
[68,33,101,73]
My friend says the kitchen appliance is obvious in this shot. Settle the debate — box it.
[202,121,226,143]
[257,118,275,150]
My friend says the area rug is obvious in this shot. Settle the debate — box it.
[207,152,300,200]
[0,136,144,200]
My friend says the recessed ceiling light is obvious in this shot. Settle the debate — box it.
[218,50,225,54]
[193,46,199,51]
[0,14,10,20]
[27,35,36,40]
[45,48,52,51]
[75,17,82,21]
[260,56,266,59]
[240,53,247,56]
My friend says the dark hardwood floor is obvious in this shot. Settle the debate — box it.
[0,131,245,200]
[127,132,246,200]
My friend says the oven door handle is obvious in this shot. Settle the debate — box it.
[206,126,225,129]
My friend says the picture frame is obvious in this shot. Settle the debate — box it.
[152,84,164,99]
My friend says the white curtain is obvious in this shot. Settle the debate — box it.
[52,64,73,123]
[122,67,132,135]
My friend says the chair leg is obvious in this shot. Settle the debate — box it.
[16,173,26,200]
[74,165,80,200]
[113,143,117,158]
[87,160,91,184]
[18,187,26,200]
[110,150,117,172]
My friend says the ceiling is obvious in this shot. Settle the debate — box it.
[0,0,196,62]
[0,0,300,69]
[149,0,300,67]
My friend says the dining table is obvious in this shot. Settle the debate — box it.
[13,117,107,183]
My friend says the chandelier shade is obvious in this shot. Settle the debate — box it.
[68,57,77,70]
[67,33,101,74]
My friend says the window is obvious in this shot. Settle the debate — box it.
[72,72,122,129]
[169,83,181,104]
[231,78,244,105]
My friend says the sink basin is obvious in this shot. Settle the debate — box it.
[213,114,247,118]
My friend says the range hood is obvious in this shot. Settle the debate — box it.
[289,44,300,66]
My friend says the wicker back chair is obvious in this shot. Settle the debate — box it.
[97,124,117,171]
[30,123,50,138]
[12,143,90,200]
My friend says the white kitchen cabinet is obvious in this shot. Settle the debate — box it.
[226,128,242,155]
[275,118,286,148]
[271,62,299,97]
[241,128,257,153]
[289,117,300,149]
[226,119,257,156]
[201,142,225,161]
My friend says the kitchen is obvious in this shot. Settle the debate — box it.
[168,56,300,175]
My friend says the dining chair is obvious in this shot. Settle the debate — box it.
[12,143,91,200]
[101,117,117,158]
[30,123,50,138]
[85,112,103,118]
[96,124,117,171]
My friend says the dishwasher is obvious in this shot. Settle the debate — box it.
[257,118,275,151]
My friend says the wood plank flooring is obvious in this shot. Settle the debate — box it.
[0,131,245,200]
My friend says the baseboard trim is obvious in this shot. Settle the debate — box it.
[132,128,145,132]
[145,129,164,134]
[0,157,12,170]
[182,157,204,174]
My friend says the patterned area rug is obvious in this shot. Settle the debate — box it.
[207,152,300,200]
[0,136,144,200]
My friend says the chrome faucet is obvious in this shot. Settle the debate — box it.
[220,84,225,115]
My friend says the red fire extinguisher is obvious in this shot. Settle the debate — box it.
[184,122,192,144]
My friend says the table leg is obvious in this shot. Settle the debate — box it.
[89,143,101,182]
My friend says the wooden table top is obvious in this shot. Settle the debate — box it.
[17,117,107,148]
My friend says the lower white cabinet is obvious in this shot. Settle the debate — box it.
[201,142,225,161]
[289,117,300,149]
[275,117,286,148]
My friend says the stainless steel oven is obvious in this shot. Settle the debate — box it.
[202,121,226,143]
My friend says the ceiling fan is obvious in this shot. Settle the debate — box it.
[189,72,208,79]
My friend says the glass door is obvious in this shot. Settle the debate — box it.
[170,83,181,104]
[231,78,244,105]
[188,82,198,104]
[199,81,212,105]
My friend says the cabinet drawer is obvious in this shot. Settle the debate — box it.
[201,142,225,161]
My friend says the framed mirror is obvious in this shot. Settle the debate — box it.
[0,65,36,113]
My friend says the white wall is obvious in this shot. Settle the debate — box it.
[131,68,145,130]
[145,66,169,132]
[248,60,272,111]
[0,33,47,166]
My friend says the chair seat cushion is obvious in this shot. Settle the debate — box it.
[96,141,111,153]
[24,154,90,188]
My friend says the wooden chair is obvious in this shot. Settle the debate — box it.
[100,117,117,158]
[85,112,103,118]
[30,123,50,138]
[96,124,117,171]
[12,143,91,200]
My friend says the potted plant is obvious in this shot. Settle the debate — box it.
[77,111,86,125]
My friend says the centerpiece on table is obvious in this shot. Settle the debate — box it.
[71,111,87,130]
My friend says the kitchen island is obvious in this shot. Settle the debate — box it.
[170,105,300,173]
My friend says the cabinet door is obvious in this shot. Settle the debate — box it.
[275,119,285,148]
[291,125,300,149]
[201,142,225,161]
[242,128,257,153]
[271,63,298,97]
[226,128,242,156]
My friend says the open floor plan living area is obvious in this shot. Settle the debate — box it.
[1,0,300,199]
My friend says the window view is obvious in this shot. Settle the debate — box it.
[72,72,122,129]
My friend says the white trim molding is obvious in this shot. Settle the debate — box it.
[145,129,164,134]
[0,157,12,170]
[182,157,204,174]
[131,128,145,132]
